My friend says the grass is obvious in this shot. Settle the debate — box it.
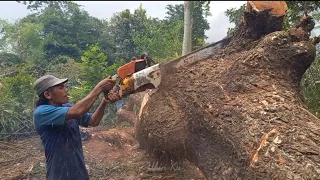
[120,121,132,128]
[32,161,46,177]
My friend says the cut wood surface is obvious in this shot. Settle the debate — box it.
[247,1,288,16]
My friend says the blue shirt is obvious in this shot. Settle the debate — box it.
[33,103,92,180]
[115,99,125,111]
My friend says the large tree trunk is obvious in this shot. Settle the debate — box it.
[135,1,320,179]
[182,1,193,56]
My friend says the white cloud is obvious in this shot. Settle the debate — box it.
[206,1,246,43]
[209,1,246,18]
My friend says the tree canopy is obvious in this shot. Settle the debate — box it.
[0,1,211,137]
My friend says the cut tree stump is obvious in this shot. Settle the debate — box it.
[226,1,288,54]
[242,1,287,38]
[132,1,320,179]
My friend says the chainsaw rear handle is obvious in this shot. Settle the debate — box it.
[141,52,156,67]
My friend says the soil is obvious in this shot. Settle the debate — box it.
[0,125,205,180]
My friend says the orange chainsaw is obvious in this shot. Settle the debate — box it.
[110,53,160,97]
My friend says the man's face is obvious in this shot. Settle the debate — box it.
[44,83,69,105]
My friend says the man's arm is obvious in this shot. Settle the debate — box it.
[66,78,115,120]
[88,92,120,127]
[88,100,108,127]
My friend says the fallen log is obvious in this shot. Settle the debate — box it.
[135,1,320,179]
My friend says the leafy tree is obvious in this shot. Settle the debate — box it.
[132,17,183,61]
[285,1,320,29]
[68,8,106,53]
[0,19,43,61]
[17,1,111,64]
[46,58,82,87]
[165,1,211,50]
[0,73,35,136]
[132,2,210,61]
[98,19,117,64]
[0,1,221,135]
[40,5,81,61]
[0,52,23,68]
[131,4,179,60]
[109,9,136,61]
[69,44,125,102]
[79,44,109,88]
[68,44,125,126]
[17,1,78,13]
[224,4,246,36]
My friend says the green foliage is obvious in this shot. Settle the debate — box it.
[191,1,211,49]
[0,1,213,136]
[1,74,35,104]
[224,4,246,37]
[68,44,125,126]
[80,44,108,88]
[46,59,82,87]
[132,18,184,61]
[225,1,320,35]
[109,9,137,61]
[69,44,126,102]
[0,52,23,67]
[17,1,78,13]
[301,49,320,117]
[0,73,35,136]
[165,1,211,50]
[0,19,44,61]
[66,44,108,103]
[285,1,320,30]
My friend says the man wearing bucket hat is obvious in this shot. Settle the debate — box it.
[33,75,120,180]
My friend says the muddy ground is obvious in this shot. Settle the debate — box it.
[0,125,205,180]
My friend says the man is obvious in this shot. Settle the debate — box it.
[33,75,120,180]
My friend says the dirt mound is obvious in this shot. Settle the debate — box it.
[0,137,44,180]
[0,127,205,180]
[84,127,205,179]
[137,11,320,180]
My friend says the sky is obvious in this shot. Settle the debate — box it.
[0,1,246,43]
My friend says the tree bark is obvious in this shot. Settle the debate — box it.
[182,1,193,56]
[135,1,320,179]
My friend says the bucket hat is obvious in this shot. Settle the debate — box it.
[34,75,68,96]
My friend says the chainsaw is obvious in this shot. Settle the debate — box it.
[110,53,161,97]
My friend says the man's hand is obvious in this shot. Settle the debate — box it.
[104,92,121,103]
[97,77,116,93]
